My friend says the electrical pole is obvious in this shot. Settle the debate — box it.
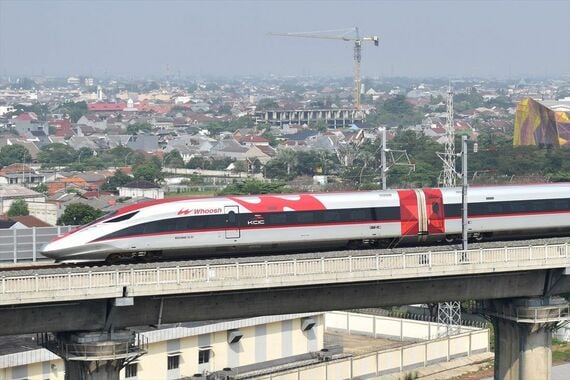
[380,127,387,190]
[461,135,468,251]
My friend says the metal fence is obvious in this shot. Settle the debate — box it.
[0,226,74,263]
[1,243,569,306]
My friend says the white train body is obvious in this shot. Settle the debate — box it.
[41,184,570,263]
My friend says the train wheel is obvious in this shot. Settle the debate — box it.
[105,253,122,265]
[472,233,484,242]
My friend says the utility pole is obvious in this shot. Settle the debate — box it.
[377,127,414,190]
[461,135,468,251]
[380,127,387,190]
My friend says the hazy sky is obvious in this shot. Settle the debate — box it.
[1,0,569,78]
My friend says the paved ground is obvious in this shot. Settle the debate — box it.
[373,352,494,380]
[481,362,570,380]
[324,331,409,355]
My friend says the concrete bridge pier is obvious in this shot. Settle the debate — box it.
[38,330,147,380]
[482,297,570,380]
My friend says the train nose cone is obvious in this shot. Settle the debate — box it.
[40,241,60,259]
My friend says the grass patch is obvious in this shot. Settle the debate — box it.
[553,340,570,363]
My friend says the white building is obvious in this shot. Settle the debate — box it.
[118,180,164,200]
[0,313,324,380]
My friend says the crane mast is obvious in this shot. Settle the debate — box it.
[270,27,379,110]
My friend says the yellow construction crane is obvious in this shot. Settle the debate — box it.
[270,27,379,110]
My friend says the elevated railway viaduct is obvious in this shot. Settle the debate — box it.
[1,243,570,379]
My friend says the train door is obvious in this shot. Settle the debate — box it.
[397,189,429,238]
[397,190,419,236]
[224,205,240,239]
[422,188,446,235]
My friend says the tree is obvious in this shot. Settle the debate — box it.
[38,143,78,166]
[33,183,48,194]
[257,98,279,110]
[0,144,32,166]
[127,122,153,135]
[57,203,104,226]
[7,199,29,217]
[133,162,163,183]
[101,170,132,193]
[55,101,88,123]
[164,150,185,168]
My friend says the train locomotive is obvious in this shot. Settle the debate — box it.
[41,183,570,263]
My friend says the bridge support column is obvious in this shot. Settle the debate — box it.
[482,297,570,380]
[38,330,147,380]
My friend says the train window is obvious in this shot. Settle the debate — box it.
[554,200,567,210]
[175,217,190,231]
[432,202,440,214]
[104,212,139,223]
[297,212,314,224]
[512,203,525,212]
[269,213,287,225]
[226,211,237,224]
[192,216,209,229]
[488,204,502,214]
[155,219,177,233]
[324,211,340,222]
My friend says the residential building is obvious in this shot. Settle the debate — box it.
[119,180,164,199]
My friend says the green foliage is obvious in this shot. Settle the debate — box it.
[133,161,163,183]
[0,144,32,166]
[314,120,328,133]
[367,95,423,127]
[10,103,49,121]
[127,122,152,135]
[256,98,278,110]
[101,170,132,193]
[33,183,48,194]
[186,156,233,171]
[55,101,88,123]
[218,180,285,195]
[7,199,29,217]
[454,87,484,112]
[38,143,78,166]
[57,203,104,226]
[262,130,278,147]
[164,150,185,168]
[265,150,339,180]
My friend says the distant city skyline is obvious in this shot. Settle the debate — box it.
[0,0,569,79]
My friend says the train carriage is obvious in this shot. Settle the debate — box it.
[41,183,570,263]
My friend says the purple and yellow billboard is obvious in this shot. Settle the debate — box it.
[513,98,570,148]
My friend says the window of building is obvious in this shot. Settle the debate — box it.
[167,355,180,370]
[125,363,138,378]
[198,349,211,364]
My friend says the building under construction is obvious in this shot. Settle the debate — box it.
[513,97,570,148]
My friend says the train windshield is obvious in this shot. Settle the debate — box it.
[104,212,139,223]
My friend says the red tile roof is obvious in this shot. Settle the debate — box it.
[88,103,127,112]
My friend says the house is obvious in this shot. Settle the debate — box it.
[0,164,44,186]
[127,135,159,153]
[12,113,48,137]
[118,180,164,199]
[210,138,249,160]
[0,185,45,215]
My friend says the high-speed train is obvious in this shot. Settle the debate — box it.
[41,183,570,263]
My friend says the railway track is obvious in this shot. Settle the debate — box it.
[0,235,568,277]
